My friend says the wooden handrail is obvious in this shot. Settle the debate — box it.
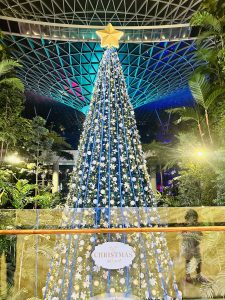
[0,226,225,235]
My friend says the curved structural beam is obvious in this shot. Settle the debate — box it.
[0,0,202,26]
[0,16,195,43]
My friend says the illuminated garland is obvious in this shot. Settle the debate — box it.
[43,48,182,300]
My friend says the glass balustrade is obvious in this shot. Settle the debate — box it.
[0,208,225,299]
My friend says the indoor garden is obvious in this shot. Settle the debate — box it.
[0,0,225,299]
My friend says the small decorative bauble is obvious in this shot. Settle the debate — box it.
[133,279,139,285]
[94,280,99,287]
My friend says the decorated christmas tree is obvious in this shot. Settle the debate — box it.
[44,24,181,300]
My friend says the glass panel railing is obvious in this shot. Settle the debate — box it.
[1,207,225,229]
[1,208,225,299]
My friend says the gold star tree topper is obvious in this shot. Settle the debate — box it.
[96,23,124,49]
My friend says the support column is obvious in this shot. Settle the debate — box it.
[150,168,157,193]
[52,161,59,193]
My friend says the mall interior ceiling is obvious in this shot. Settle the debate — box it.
[0,0,203,147]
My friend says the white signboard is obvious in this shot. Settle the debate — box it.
[91,242,135,270]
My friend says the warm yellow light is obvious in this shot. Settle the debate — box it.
[195,149,206,158]
[5,153,23,164]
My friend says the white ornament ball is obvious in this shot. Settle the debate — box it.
[77,257,83,262]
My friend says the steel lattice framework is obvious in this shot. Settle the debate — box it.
[0,0,203,113]
[0,0,201,26]
[3,35,200,112]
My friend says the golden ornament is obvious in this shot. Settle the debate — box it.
[96,23,124,48]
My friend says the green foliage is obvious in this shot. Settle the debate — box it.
[174,163,216,206]
[0,114,70,208]
[188,73,225,144]
[0,32,24,91]
[190,0,225,85]
[191,11,222,32]
[24,116,72,164]
[0,62,29,161]
[0,59,22,76]
[10,179,36,209]
[0,59,24,92]
[213,113,225,146]
[0,168,13,207]
[200,0,225,16]
[0,177,35,209]
[0,167,63,208]
[143,140,177,169]
[144,132,222,206]
[33,190,61,208]
[0,77,25,91]
[24,116,54,164]
[189,73,225,110]
[145,132,203,168]
[168,106,201,124]
[49,131,73,160]
[0,31,69,208]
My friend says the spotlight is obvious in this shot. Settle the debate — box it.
[197,151,203,157]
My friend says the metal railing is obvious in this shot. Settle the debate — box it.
[0,226,225,235]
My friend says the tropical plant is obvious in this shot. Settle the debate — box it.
[33,190,61,208]
[189,73,225,144]
[22,116,54,197]
[167,106,204,143]
[0,72,29,161]
[143,132,220,206]
[168,74,225,146]
[0,178,36,209]
[22,116,72,198]
[0,30,24,91]
[0,59,24,91]
[144,140,173,188]
[190,0,225,84]
[173,163,216,206]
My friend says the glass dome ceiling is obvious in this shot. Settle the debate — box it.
[0,0,203,113]
[0,0,201,26]
[2,36,200,112]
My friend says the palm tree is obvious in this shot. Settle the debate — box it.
[143,141,175,188]
[190,0,225,85]
[0,59,24,92]
[189,73,225,144]
[168,106,205,143]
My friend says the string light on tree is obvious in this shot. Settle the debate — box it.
[44,24,181,300]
